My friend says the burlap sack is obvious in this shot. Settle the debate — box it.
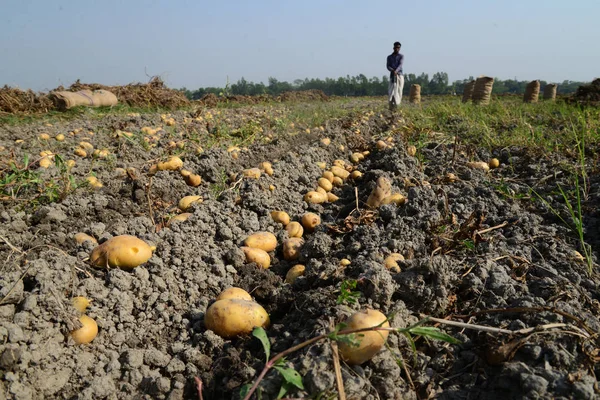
[49,89,118,111]
[543,84,557,101]
[409,84,421,104]
[472,77,494,105]
[523,80,540,103]
[462,80,476,103]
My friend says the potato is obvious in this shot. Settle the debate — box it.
[350,152,364,164]
[86,176,103,188]
[74,148,87,158]
[90,235,153,269]
[66,160,76,168]
[79,141,94,151]
[376,140,388,150]
[330,166,350,180]
[384,253,404,273]
[321,138,331,146]
[157,156,183,171]
[304,191,327,204]
[38,133,50,140]
[338,309,390,365]
[270,211,290,225]
[243,168,261,179]
[322,171,334,183]
[444,173,458,183]
[350,170,363,180]
[327,192,339,202]
[72,296,91,313]
[71,315,98,344]
[301,213,321,232]
[333,159,345,167]
[178,195,203,211]
[318,177,333,192]
[55,134,65,142]
[39,157,52,168]
[316,186,327,195]
[407,145,417,157]
[332,177,344,187]
[204,299,270,338]
[380,193,406,206]
[180,170,201,187]
[259,162,274,176]
[167,213,192,227]
[285,264,306,284]
[340,258,351,266]
[467,161,490,171]
[74,232,97,245]
[216,287,253,301]
[489,158,500,169]
[366,177,392,208]
[244,232,277,252]
[283,238,304,261]
[316,162,327,169]
[286,221,304,238]
[241,246,271,269]
[362,151,370,156]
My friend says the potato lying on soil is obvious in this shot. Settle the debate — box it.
[204,299,270,338]
[301,213,321,233]
[406,145,417,157]
[489,158,500,169]
[283,238,304,260]
[304,191,327,204]
[380,193,406,206]
[322,171,334,182]
[467,161,490,171]
[157,156,183,171]
[327,192,339,202]
[376,140,388,150]
[178,195,203,211]
[243,168,262,179]
[71,315,98,344]
[366,177,392,208]
[384,253,404,273]
[90,235,153,269]
[241,246,271,269]
[330,166,350,180]
[74,232,97,245]
[270,211,290,225]
[338,309,390,365]
[181,170,202,187]
[286,221,304,238]
[72,296,91,313]
[285,264,306,284]
[216,287,253,301]
[244,232,277,252]
[318,177,333,192]
[167,213,192,227]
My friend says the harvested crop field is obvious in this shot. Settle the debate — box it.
[1,96,599,400]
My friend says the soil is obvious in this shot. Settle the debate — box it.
[0,102,599,400]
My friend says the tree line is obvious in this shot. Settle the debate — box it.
[180,74,588,100]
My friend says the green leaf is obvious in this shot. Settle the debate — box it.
[252,327,270,361]
[409,326,461,344]
[276,381,293,399]
[239,383,251,398]
[273,365,304,390]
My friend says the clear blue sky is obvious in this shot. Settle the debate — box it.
[1,0,598,91]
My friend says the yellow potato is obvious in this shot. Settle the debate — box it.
[66,160,76,168]
[384,253,404,273]
[74,148,87,158]
[338,309,390,365]
[316,162,327,169]
[55,134,65,142]
[318,178,333,192]
[90,235,153,269]
[376,140,388,150]
[330,166,350,180]
[86,176,103,188]
[467,161,490,171]
[270,211,290,225]
[38,133,50,140]
[285,264,306,284]
[183,173,202,187]
[178,195,203,211]
[366,177,392,208]
[204,299,270,338]
[157,156,183,171]
[241,246,271,269]
[79,141,94,151]
[74,232,97,245]
[243,168,261,179]
[380,193,406,206]
[327,192,339,202]
[350,171,363,180]
[244,232,277,252]
[333,159,345,167]
[72,296,91,313]
[340,258,351,266]
[167,213,192,227]
[39,157,52,168]
[316,186,327,195]
[321,138,331,146]
[301,213,321,232]
[216,287,252,301]
[286,221,304,238]
[259,162,274,176]
[322,171,334,183]
[407,145,417,156]
[71,315,98,344]
[489,158,500,169]
[283,238,304,261]
[304,191,327,204]
[332,177,344,187]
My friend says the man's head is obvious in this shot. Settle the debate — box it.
[393,42,401,53]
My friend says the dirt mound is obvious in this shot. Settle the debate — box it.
[61,77,190,110]
[0,86,54,114]
[568,78,600,106]
[278,89,328,102]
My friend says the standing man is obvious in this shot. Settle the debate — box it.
[387,41,404,110]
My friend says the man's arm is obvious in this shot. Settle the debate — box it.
[395,54,404,74]
[386,55,394,72]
